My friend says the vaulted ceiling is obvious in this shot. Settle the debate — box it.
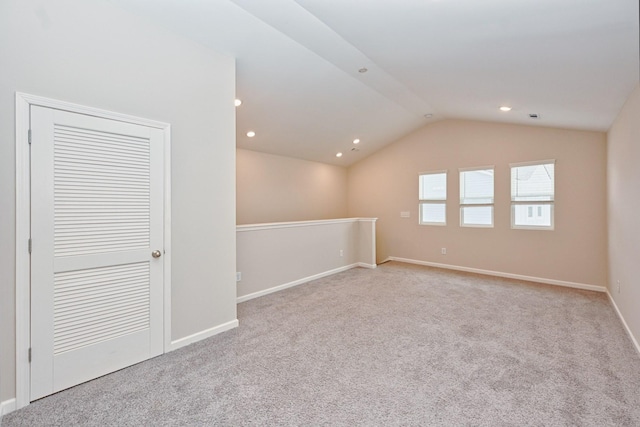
[111,0,639,166]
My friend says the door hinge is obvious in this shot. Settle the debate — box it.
[28,238,32,254]
[28,348,32,363]
[28,129,32,145]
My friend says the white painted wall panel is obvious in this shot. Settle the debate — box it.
[0,0,236,404]
[236,219,377,301]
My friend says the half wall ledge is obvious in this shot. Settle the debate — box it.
[236,218,377,302]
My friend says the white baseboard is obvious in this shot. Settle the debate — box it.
[169,319,239,351]
[237,263,360,303]
[357,262,377,269]
[385,256,606,293]
[1,398,16,417]
[606,290,640,356]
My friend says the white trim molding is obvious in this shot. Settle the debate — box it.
[236,264,377,306]
[237,217,376,232]
[606,290,640,356]
[509,158,556,168]
[358,218,378,268]
[357,262,377,269]
[169,320,239,351]
[14,93,31,410]
[236,218,377,304]
[237,264,360,303]
[162,124,173,354]
[384,256,606,293]
[14,92,172,409]
[1,398,17,417]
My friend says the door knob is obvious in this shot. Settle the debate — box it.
[152,250,162,258]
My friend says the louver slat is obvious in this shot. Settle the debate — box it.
[53,124,150,257]
[53,262,150,354]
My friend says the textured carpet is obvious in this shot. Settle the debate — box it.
[3,261,640,426]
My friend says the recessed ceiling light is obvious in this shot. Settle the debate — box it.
[336,152,343,158]
[499,106,512,112]
[424,114,433,119]
[234,99,242,107]
[358,67,368,73]
[246,131,256,137]
[353,139,360,144]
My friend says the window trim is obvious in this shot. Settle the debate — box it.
[418,170,447,226]
[509,159,556,169]
[510,203,555,230]
[460,206,494,228]
[459,165,495,228]
[509,159,555,231]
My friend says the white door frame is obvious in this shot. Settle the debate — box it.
[15,92,172,409]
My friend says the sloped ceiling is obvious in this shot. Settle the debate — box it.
[110,0,639,166]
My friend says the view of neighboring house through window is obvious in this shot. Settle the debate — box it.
[419,171,447,225]
[511,160,555,229]
[459,167,494,227]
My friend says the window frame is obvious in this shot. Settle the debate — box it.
[459,165,495,228]
[418,170,447,226]
[510,159,555,231]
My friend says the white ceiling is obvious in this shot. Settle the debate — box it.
[110,0,639,166]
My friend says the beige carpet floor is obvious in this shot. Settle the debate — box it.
[3,261,640,426]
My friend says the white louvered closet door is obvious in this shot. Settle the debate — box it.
[30,106,164,401]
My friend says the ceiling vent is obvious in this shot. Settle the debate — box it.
[529,113,540,119]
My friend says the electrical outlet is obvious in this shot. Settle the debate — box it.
[236,272,242,282]
[340,249,344,257]
[617,280,620,293]
[441,248,446,255]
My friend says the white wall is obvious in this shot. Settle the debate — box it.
[236,219,377,301]
[607,83,640,351]
[0,0,237,404]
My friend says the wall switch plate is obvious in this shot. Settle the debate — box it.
[400,211,410,218]
[340,249,344,257]
[236,272,241,282]
[441,248,447,255]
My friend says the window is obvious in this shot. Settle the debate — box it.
[459,167,494,227]
[419,171,447,225]
[511,160,555,230]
